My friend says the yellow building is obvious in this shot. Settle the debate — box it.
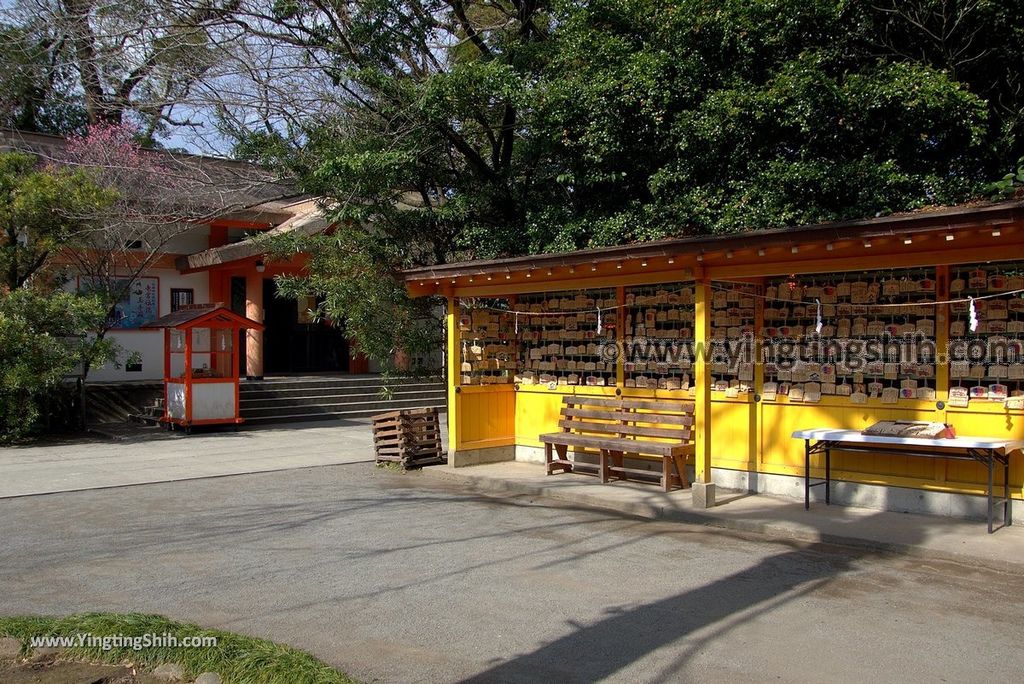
[405,201,1024,522]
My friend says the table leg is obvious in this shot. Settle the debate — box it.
[987,449,994,534]
[825,445,831,505]
[1005,453,1012,526]
[804,439,810,510]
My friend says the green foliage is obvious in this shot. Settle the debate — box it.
[0,23,89,135]
[235,0,1024,370]
[530,0,1001,240]
[0,612,356,684]
[274,0,1024,251]
[987,156,1024,199]
[0,288,115,442]
[0,151,116,290]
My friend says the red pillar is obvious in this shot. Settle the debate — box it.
[245,273,264,377]
[349,338,370,373]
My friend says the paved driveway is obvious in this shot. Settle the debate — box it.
[0,420,385,498]
[1,464,1022,683]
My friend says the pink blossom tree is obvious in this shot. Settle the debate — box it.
[56,122,272,379]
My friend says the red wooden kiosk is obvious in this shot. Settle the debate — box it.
[141,304,263,432]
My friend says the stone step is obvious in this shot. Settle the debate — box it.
[242,402,447,425]
[85,383,163,425]
[241,375,441,392]
[239,382,444,401]
[241,395,446,419]
[240,389,446,409]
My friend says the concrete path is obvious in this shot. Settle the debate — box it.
[426,461,1024,572]
[2,464,1022,683]
[4,420,1021,572]
[0,420,381,498]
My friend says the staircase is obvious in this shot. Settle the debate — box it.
[86,382,163,425]
[239,375,446,425]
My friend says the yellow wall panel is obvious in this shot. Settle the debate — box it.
[515,389,570,447]
[457,387,515,448]
[456,379,1024,501]
[710,399,754,469]
[759,401,940,480]
[943,408,1024,493]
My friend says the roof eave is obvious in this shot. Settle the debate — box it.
[402,200,1024,281]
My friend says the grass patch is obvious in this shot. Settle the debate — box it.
[0,613,358,684]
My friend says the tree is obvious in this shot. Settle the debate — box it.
[2,0,240,144]
[0,150,114,290]
[224,1,1024,251]
[208,1,553,371]
[0,22,89,134]
[525,0,1007,242]
[56,121,283,379]
[215,1,1021,371]
[0,287,115,441]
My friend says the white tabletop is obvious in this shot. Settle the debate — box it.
[792,428,1024,452]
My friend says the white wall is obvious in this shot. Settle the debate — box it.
[86,268,210,382]
[163,225,211,254]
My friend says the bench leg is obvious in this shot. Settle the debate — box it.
[662,456,672,492]
[673,454,690,489]
[614,452,625,480]
[600,450,609,483]
[546,443,573,475]
[555,444,568,472]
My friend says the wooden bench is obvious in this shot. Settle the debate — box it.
[540,396,695,491]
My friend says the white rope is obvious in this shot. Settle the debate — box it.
[710,282,1024,308]
[459,285,1024,317]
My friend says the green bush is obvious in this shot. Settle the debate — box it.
[0,289,114,441]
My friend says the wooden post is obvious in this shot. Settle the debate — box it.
[616,285,625,388]
[693,274,714,502]
[232,326,241,422]
[935,264,950,484]
[163,328,171,423]
[446,294,460,457]
[752,278,765,471]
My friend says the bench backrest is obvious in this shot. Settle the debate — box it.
[558,396,695,445]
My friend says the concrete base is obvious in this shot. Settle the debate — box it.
[514,445,547,464]
[692,481,716,508]
[450,445,516,468]
[506,445,1011,524]
[514,446,1012,525]
[709,467,1010,524]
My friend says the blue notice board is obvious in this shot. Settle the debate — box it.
[78,276,160,329]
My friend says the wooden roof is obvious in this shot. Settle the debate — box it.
[140,304,264,330]
[404,200,1024,284]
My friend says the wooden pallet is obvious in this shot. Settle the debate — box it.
[372,407,446,468]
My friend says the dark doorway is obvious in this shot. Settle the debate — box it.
[263,279,349,374]
[230,276,247,376]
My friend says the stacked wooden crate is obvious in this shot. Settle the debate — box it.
[372,407,446,468]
